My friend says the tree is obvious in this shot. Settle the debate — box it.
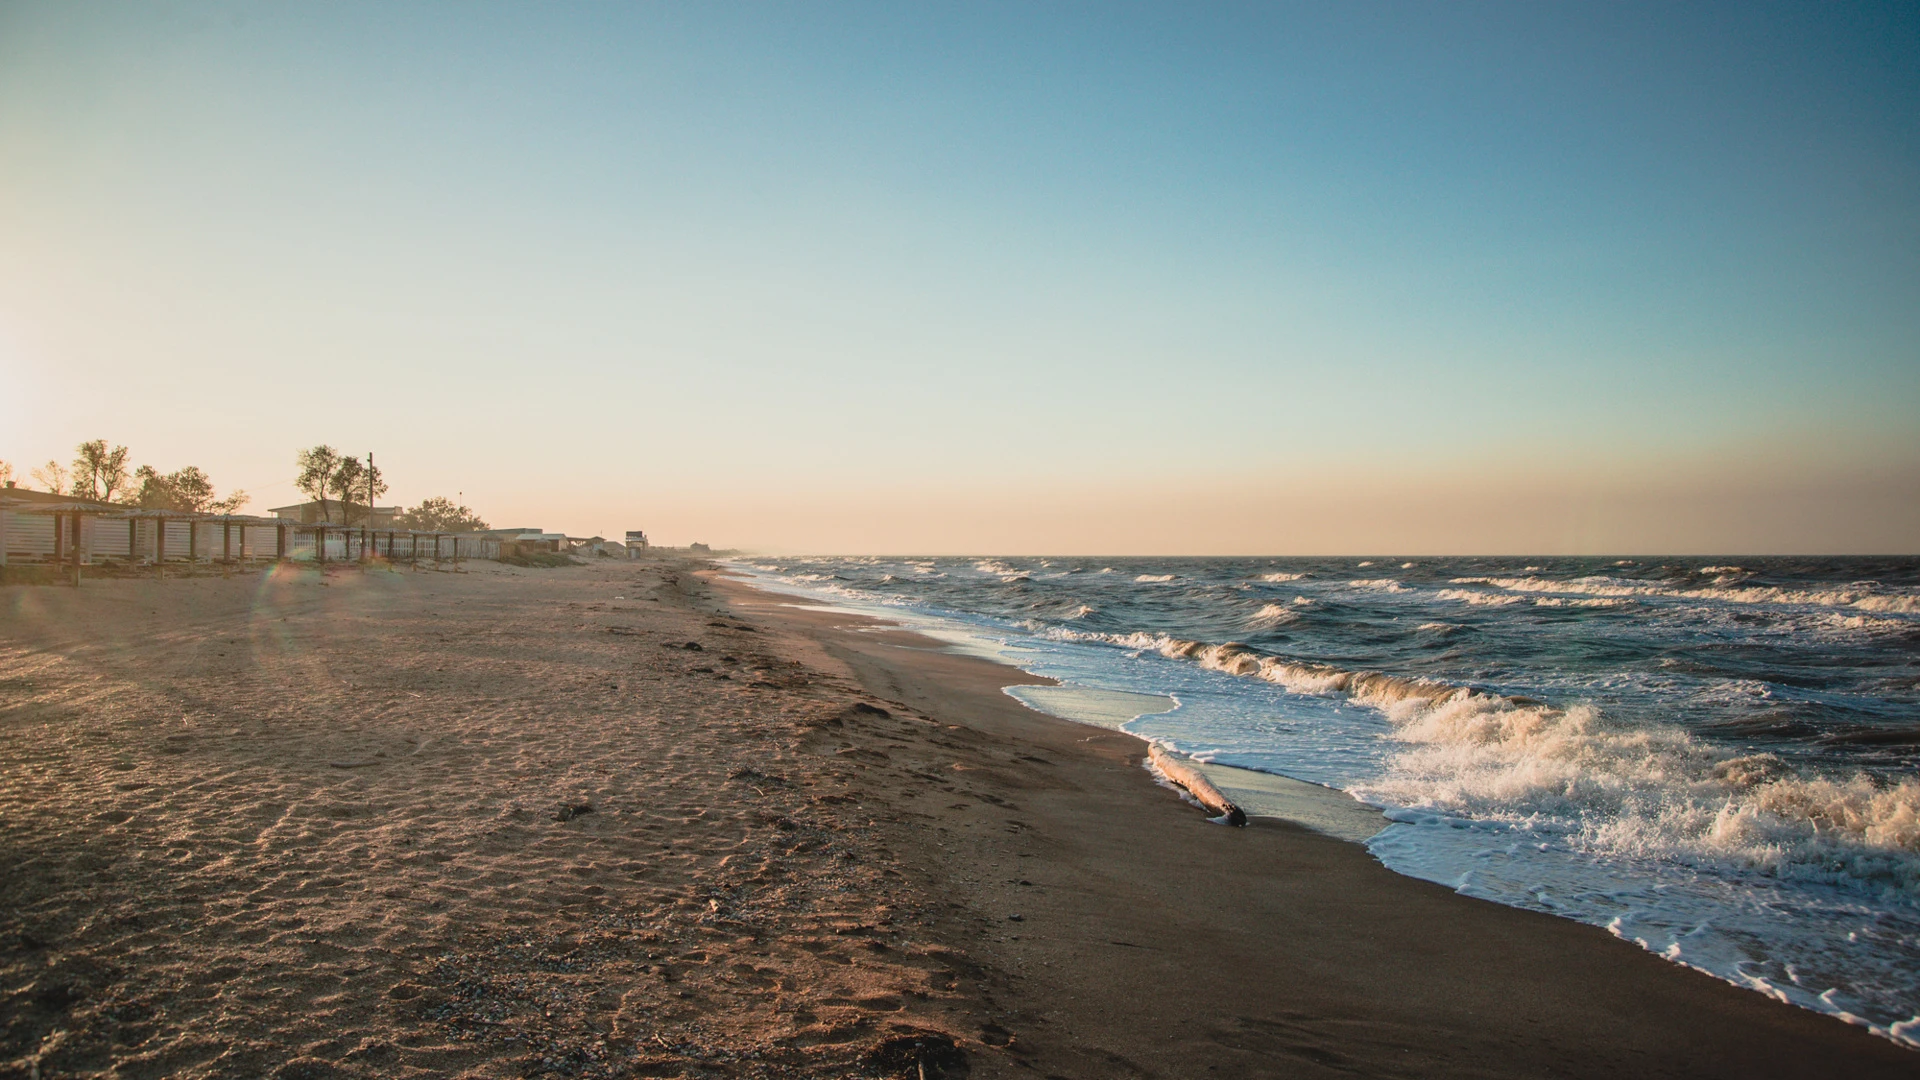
[126,465,249,514]
[0,460,12,486]
[396,496,488,533]
[295,445,343,520]
[70,440,132,502]
[331,455,387,527]
[30,460,69,494]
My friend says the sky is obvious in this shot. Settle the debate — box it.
[1,1,1916,553]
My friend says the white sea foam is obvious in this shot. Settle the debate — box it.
[1135,573,1176,583]
[1036,612,1920,892]
[1247,604,1300,629]
[1854,594,1920,613]
[1356,697,1920,900]
[1435,588,1526,607]
[1348,578,1409,592]
[1257,572,1308,582]
[1112,632,1920,902]
[1452,575,1920,613]
[1533,597,1628,608]
[1826,613,1911,634]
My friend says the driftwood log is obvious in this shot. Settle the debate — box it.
[1147,744,1247,827]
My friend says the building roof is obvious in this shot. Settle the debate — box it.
[0,491,284,521]
[0,485,120,510]
[269,500,401,514]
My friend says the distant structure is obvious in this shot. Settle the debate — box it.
[270,500,399,527]
[688,542,710,554]
[465,527,569,557]
[625,530,648,558]
[572,536,625,558]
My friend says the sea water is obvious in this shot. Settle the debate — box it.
[729,555,1920,1047]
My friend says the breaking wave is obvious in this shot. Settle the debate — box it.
[1051,628,1920,900]
[1455,575,1920,614]
[1532,597,1629,608]
[1435,588,1526,607]
[1247,603,1301,629]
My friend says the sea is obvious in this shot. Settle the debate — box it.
[728,555,1920,1047]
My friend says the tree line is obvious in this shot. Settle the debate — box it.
[292,445,486,531]
[1,440,248,514]
[0,442,488,532]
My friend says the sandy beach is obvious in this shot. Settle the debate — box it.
[2,555,1913,1079]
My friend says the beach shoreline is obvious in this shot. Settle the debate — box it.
[708,563,1918,1077]
[1,555,1911,1078]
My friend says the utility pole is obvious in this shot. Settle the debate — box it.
[365,452,374,562]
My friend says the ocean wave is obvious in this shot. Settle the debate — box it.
[1135,574,1176,583]
[1854,595,1920,613]
[1348,578,1409,592]
[1826,613,1912,635]
[1452,576,1920,614]
[1247,603,1301,629]
[1257,572,1307,582]
[1533,597,1629,608]
[1435,588,1526,607]
[1079,627,1920,899]
[1355,696,1920,900]
[1051,632,1468,706]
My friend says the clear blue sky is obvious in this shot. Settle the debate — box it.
[2,2,1915,551]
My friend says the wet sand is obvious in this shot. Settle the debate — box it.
[0,555,1911,1078]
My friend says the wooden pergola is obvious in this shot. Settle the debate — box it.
[0,499,475,582]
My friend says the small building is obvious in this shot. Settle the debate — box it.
[270,500,400,527]
[625,530,648,558]
[473,528,566,557]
